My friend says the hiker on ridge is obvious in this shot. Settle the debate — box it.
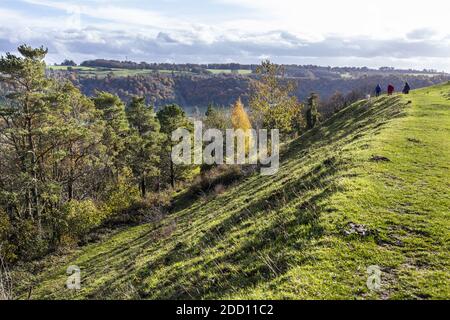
[375,84,382,97]
[387,84,395,96]
[402,82,411,94]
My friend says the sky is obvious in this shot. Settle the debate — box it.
[1,0,450,71]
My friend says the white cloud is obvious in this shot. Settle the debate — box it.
[0,0,449,71]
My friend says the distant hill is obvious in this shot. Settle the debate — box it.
[16,83,450,299]
[48,65,450,115]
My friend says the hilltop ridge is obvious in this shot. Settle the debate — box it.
[16,83,450,300]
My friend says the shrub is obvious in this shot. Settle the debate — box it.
[64,200,104,238]
[104,191,172,227]
[0,210,16,263]
[189,165,246,197]
[102,168,140,216]
[12,220,48,261]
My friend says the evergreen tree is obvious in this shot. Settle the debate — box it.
[306,93,321,129]
[157,104,192,188]
[92,92,130,182]
[126,97,162,197]
[0,45,50,236]
[0,45,106,253]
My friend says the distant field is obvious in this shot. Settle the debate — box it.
[46,66,189,78]
[47,66,253,78]
[207,69,253,75]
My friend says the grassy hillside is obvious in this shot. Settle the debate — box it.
[16,83,450,300]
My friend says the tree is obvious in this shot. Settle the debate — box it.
[231,98,252,132]
[126,97,162,197]
[49,82,105,202]
[0,45,51,236]
[306,93,321,130]
[250,60,304,136]
[0,45,106,252]
[60,60,77,67]
[204,104,231,131]
[319,91,346,119]
[92,91,130,183]
[157,104,192,188]
[231,98,253,154]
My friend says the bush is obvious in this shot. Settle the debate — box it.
[64,200,104,238]
[12,220,48,261]
[189,165,247,197]
[102,168,140,216]
[104,191,172,227]
[0,210,16,263]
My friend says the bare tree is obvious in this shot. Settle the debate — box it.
[0,246,13,300]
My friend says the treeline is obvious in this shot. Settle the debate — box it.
[68,72,449,116]
[74,73,251,111]
[80,59,257,73]
[80,59,209,74]
[77,59,445,79]
[0,48,313,264]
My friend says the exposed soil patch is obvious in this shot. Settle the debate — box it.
[370,155,391,162]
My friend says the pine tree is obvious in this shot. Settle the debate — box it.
[126,97,162,197]
[0,45,50,236]
[93,91,130,182]
[0,45,106,251]
[157,104,192,188]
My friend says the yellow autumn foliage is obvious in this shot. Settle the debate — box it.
[231,98,253,155]
[231,98,252,131]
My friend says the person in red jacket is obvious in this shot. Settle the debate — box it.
[387,84,395,95]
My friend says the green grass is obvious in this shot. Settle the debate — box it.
[15,83,450,300]
[47,66,97,71]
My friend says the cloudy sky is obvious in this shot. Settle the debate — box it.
[1,0,450,70]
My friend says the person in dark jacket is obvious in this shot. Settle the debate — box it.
[387,84,395,96]
[402,82,411,94]
[375,84,382,97]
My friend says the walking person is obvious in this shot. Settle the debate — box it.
[387,84,395,96]
[375,84,382,97]
[402,82,411,94]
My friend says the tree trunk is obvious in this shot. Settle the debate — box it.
[140,175,146,198]
[169,148,175,189]
[68,166,74,201]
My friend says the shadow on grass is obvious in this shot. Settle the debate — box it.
[30,95,409,299]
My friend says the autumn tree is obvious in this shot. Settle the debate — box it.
[231,98,253,153]
[250,60,304,137]
[204,104,231,132]
[231,98,252,132]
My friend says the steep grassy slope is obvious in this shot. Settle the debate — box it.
[17,84,450,300]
